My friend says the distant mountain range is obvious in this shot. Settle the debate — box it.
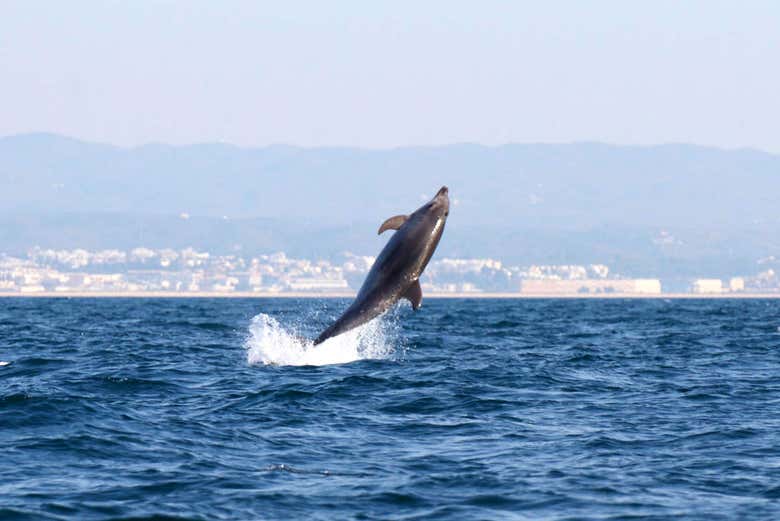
[2,133,779,279]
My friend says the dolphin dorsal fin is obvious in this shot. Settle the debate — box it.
[377,214,408,235]
[403,280,423,310]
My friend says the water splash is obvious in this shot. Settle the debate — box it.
[245,312,396,366]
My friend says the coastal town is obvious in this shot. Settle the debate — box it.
[1,247,778,296]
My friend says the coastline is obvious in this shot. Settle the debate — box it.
[1,291,779,299]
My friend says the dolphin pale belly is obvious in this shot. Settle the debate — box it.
[313,186,450,345]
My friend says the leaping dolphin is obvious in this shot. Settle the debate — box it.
[314,186,450,345]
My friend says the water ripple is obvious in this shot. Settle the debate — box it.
[1,298,780,519]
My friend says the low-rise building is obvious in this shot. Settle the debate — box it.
[729,277,745,292]
[691,279,723,294]
[286,278,349,291]
[520,278,662,295]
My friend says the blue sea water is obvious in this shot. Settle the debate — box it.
[1,297,780,520]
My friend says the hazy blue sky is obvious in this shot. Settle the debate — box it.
[1,1,779,151]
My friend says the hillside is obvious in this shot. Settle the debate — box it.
[2,134,779,278]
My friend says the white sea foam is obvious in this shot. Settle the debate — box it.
[245,312,396,366]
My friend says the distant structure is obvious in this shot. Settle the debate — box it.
[286,278,349,292]
[1,247,778,295]
[691,279,723,294]
[520,279,662,295]
[729,277,745,292]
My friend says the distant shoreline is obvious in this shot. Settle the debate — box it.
[1,291,779,299]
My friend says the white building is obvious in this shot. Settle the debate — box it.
[691,279,723,294]
[729,277,745,292]
[520,278,662,295]
[286,278,349,291]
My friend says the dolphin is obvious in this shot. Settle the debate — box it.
[313,186,450,345]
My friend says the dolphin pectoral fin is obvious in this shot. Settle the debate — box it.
[403,280,423,310]
[377,215,408,234]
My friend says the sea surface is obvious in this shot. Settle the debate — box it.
[1,298,780,520]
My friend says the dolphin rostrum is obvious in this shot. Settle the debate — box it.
[313,186,450,345]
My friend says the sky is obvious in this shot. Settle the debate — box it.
[1,1,779,151]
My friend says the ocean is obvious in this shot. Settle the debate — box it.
[1,297,779,520]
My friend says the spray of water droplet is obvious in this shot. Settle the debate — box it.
[244,309,400,367]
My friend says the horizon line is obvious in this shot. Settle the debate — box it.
[1,131,775,157]
[2,291,779,300]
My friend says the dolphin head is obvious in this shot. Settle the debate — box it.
[430,185,450,219]
[401,186,449,272]
[410,186,449,222]
[414,185,449,244]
